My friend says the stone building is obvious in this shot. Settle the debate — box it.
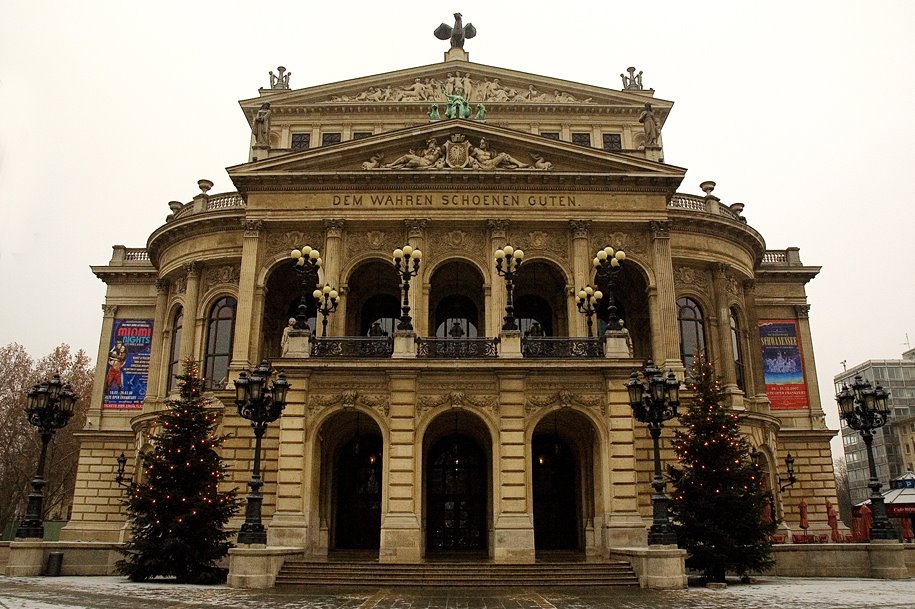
[60,38,839,581]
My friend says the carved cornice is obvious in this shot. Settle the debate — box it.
[147,211,246,269]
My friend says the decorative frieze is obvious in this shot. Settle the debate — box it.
[593,230,649,256]
[417,391,498,419]
[674,265,711,293]
[307,390,390,420]
[525,390,606,416]
[266,230,323,259]
[203,265,240,291]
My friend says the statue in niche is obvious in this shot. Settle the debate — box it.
[280,318,296,356]
[253,102,271,147]
[269,66,291,89]
[434,12,476,49]
[469,138,528,169]
[382,138,442,169]
[639,102,660,147]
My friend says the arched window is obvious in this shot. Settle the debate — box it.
[167,307,183,392]
[205,296,236,389]
[515,294,553,336]
[360,294,400,336]
[677,297,705,372]
[434,295,478,338]
[730,307,745,390]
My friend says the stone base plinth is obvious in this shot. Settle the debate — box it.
[6,541,123,576]
[493,513,535,563]
[379,514,422,563]
[284,332,310,358]
[227,546,304,589]
[392,331,416,358]
[603,514,648,548]
[610,545,687,589]
[770,541,909,579]
[603,331,632,358]
[267,513,309,547]
[498,331,521,358]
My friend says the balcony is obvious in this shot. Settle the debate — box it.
[416,337,500,359]
[311,336,394,358]
[521,337,603,358]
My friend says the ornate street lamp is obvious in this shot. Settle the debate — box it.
[313,283,340,337]
[592,245,626,331]
[575,285,603,338]
[234,360,290,545]
[290,245,323,331]
[392,245,422,331]
[494,244,524,331]
[836,374,896,540]
[115,452,133,489]
[17,374,77,539]
[627,360,680,546]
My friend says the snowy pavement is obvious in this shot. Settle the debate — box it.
[0,575,914,609]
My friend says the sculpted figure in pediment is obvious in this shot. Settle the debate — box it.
[382,138,442,169]
[469,138,528,169]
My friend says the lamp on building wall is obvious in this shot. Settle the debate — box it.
[16,374,77,539]
[313,283,340,337]
[836,374,897,540]
[290,245,323,331]
[494,245,524,331]
[627,360,680,546]
[115,452,133,489]
[392,245,422,331]
[575,285,603,338]
[778,452,797,492]
[592,246,626,331]
[234,360,289,545]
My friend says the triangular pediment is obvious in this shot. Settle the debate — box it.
[240,59,672,126]
[228,120,685,192]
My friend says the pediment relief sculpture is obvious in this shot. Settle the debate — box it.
[328,74,594,105]
[367,135,551,171]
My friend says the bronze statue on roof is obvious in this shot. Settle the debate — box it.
[435,13,476,49]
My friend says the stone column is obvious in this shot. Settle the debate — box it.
[379,371,421,562]
[404,219,428,336]
[231,221,264,372]
[569,220,591,337]
[91,305,118,426]
[148,279,170,400]
[487,220,509,338]
[493,371,535,563]
[322,219,345,336]
[742,280,766,402]
[712,264,738,389]
[268,370,311,546]
[181,262,202,361]
[794,304,825,426]
[649,221,682,375]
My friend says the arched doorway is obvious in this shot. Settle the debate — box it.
[423,409,491,556]
[318,410,384,553]
[427,260,485,338]
[345,260,401,336]
[595,262,651,357]
[515,260,567,336]
[263,262,317,357]
[531,409,597,554]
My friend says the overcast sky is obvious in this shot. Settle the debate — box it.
[1,2,913,457]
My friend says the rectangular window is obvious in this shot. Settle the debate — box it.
[540,132,560,140]
[291,133,310,150]
[352,131,373,140]
[321,132,342,146]
[571,133,592,147]
[602,133,622,151]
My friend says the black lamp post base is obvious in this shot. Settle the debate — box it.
[15,521,44,540]
[648,493,678,546]
[648,524,678,546]
[237,522,267,545]
[869,519,898,541]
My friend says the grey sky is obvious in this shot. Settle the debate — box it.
[1,2,913,459]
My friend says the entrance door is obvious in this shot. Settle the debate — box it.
[334,435,382,549]
[532,434,579,550]
[426,435,487,553]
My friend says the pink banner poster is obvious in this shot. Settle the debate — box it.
[102,319,153,410]
[759,320,808,410]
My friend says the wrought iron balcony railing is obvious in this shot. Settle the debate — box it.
[311,336,394,358]
[416,337,500,358]
[521,337,604,358]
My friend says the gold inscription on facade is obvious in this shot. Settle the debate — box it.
[332,193,577,208]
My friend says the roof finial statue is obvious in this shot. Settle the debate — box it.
[269,66,291,89]
[435,12,476,49]
[621,67,643,90]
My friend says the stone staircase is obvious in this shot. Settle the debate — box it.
[274,559,640,587]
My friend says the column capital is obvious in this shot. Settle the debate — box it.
[183,261,201,277]
[404,218,429,238]
[243,219,264,237]
[322,218,345,237]
[102,304,118,318]
[795,304,811,319]
[487,219,510,238]
[155,279,170,294]
[569,219,591,238]
[712,262,730,278]
[649,220,672,239]
[742,279,756,294]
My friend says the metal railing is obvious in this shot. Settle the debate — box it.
[311,336,394,358]
[416,337,500,358]
[521,337,604,358]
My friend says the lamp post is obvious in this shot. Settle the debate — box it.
[627,360,680,546]
[575,285,603,338]
[290,245,323,331]
[16,374,77,539]
[313,283,340,337]
[115,452,133,489]
[836,374,896,540]
[494,245,524,331]
[234,360,289,545]
[392,245,422,331]
[778,452,797,492]
[592,245,626,331]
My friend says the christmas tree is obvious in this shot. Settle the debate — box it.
[667,352,776,582]
[117,360,240,583]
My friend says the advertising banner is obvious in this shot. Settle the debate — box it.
[102,319,153,410]
[759,320,808,410]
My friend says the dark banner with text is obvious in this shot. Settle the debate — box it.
[102,319,153,410]
[759,320,808,410]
